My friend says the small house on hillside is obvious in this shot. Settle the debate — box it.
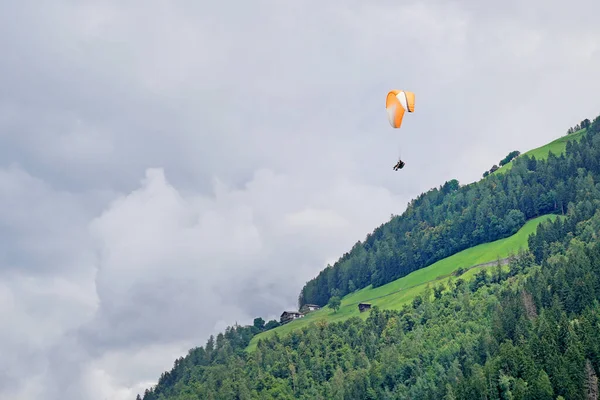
[300,304,321,313]
[358,303,372,313]
[280,311,304,324]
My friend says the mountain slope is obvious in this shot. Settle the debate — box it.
[491,127,587,175]
[140,185,600,400]
[138,112,600,400]
[247,213,557,351]
[297,121,595,310]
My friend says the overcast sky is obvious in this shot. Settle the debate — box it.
[1,0,600,398]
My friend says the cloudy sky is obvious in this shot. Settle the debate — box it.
[1,0,599,398]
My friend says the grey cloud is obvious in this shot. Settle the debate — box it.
[0,166,100,274]
[77,168,404,352]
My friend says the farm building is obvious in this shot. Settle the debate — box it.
[280,311,304,324]
[300,304,321,313]
[358,303,372,313]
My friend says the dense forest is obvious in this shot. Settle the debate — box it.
[138,113,600,399]
[298,116,600,308]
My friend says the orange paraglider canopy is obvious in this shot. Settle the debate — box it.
[386,90,415,129]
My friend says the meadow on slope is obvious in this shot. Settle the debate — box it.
[247,213,557,351]
[493,128,586,175]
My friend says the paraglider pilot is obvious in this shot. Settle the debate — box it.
[393,159,405,171]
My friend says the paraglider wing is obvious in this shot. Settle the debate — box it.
[385,90,415,129]
[386,89,415,171]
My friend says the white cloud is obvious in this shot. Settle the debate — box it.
[1,0,600,398]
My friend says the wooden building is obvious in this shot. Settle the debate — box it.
[358,303,372,313]
[300,304,321,313]
[280,311,304,324]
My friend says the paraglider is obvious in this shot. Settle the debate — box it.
[393,159,405,171]
[386,89,415,170]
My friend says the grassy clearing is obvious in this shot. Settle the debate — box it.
[247,214,558,351]
[492,128,586,175]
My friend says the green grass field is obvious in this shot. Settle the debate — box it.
[492,129,586,175]
[246,214,558,351]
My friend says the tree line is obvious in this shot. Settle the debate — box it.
[482,149,521,178]
[567,118,592,135]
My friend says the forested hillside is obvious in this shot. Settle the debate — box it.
[298,121,596,309]
[142,210,600,399]
[247,214,555,350]
[139,113,600,399]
